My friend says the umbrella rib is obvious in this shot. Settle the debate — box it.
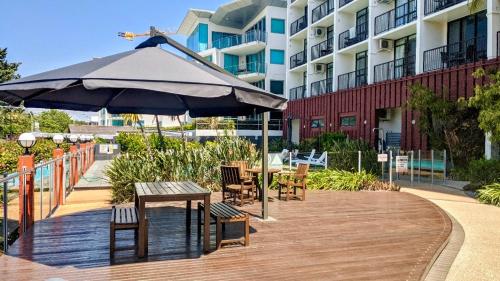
[104,89,127,108]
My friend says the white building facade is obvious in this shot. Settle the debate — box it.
[178,0,288,103]
[286,0,499,99]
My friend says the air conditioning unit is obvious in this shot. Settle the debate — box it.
[314,63,326,74]
[349,27,356,39]
[379,109,392,121]
[313,27,326,38]
[378,39,393,51]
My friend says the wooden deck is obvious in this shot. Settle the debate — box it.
[0,190,451,281]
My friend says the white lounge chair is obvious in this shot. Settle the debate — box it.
[291,149,316,165]
[294,151,327,167]
[279,149,289,161]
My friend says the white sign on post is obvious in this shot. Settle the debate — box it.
[396,156,408,173]
[377,154,388,162]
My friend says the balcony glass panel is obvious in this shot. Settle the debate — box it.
[212,30,266,49]
[289,85,306,100]
[310,78,333,96]
[311,37,334,60]
[337,69,367,90]
[290,50,307,69]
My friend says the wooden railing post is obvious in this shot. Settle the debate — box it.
[53,148,64,205]
[18,154,34,234]
[70,145,79,186]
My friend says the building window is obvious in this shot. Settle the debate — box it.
[271,18,285,34]
[311,119,325,128]
[270,49,285,64]
[112,120,124,127]
[224,54,239,75]
[340,116,356,127]
[270,80,284,95]
[187,23,208,52]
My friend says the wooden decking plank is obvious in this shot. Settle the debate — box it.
[4,191,452,281]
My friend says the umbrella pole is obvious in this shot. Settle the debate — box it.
[261,112,269,220]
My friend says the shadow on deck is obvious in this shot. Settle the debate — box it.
[2,191,452,281]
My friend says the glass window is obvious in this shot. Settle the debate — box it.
[187,23,208,52]
[271,18,285,34]
[224,54,239,75]
[270,80,284,95]
[112,120,124,127]
[340,116,356,127]
[311,119,325,128]
[270,49,285,64]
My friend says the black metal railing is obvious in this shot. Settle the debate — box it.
[339,0,354,8]
[290,50,307,69]
[311,78,333,96]
[424,0,467,15]
[312,0,335,23]
[311,38,334,60]
[290,85,306,100]
[374,56,416,83]
[423,36,487,72]
[374,1,417,35]
[338,24,368,49]
[337,69,367,90]
[290,15,308,36]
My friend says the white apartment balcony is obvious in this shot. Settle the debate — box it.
[289,0,307,9]
[338,23,368,54]
[289,49,307,72]
[225,62,267,83]
[213,30,267,56]
[310,38,334,64]
[373,0,417,40]
[423,0,476,21]
[311,0,334,28]
[290,15,308,39]
[338,0,369,14]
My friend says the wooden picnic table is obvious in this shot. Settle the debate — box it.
[246,167,281,201]
[134,181,211,257]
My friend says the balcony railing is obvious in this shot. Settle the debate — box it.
[195,118,282,131]
[225,62,267,76]
[337,69,367,90]
[374,56,416,83]
[338,24,368,50]
[312,0,335,23]
[423,36,487,72]
[212,30,266,49]
[374,1,417,35]
[290,15,308,36]
[339,0,354,8]
[424,0,467,15]
[290,50,307,69]
[290,85,306,100]
[311,38,334,60]
[311,78,333,96]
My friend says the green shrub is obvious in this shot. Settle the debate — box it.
[308,169,375,191]
[317,132,347,151]
[326,140,379,174]
[106,137,259,203]
[477,183,500,206]
[115,133,146,153]
[466,159,500,186]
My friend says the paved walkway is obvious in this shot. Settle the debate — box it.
[399,182,500,281]
[74,160,111,189]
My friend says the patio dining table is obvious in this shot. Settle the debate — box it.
[246,167,281,201]
[134,181,211,257]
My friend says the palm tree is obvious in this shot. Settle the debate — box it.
[169,115,187,143]
[121,113,152,155]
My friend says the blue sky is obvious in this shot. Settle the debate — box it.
[1,0,227,77]
[1,0,227,120]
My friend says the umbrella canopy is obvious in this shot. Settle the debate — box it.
[0,46,286,117]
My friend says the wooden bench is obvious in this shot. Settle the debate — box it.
[197,202,250,249]
[110,206,148,260]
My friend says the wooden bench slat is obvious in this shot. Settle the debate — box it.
[200,203,246,219]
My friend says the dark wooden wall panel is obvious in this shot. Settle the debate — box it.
[284,59,499,150]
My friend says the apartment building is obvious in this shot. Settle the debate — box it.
[177,0,288,105]
[97,109,187,128]
[284,0,500,155]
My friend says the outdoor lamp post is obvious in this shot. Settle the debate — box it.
[18,133,36,155]
[53,134,64,148]
[69,134,79,144]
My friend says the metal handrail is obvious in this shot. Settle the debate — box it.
[225,62,267,76]
[212,30,267,49]
[290,15,307,36]
[290,50,307,69]
[338,69,367,90]
[311,78,333,96]
[424,0,467,16]
[312,0,334,23]
[311,37,334,60]
[195,118,283,131]
[289,85,306,100]
[374,1,417,35]
[339,0,354,8]
[374,56,416,83]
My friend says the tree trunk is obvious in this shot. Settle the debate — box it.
[154,115,165,151]
[138,121,153,158]
[176,115,186,143]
